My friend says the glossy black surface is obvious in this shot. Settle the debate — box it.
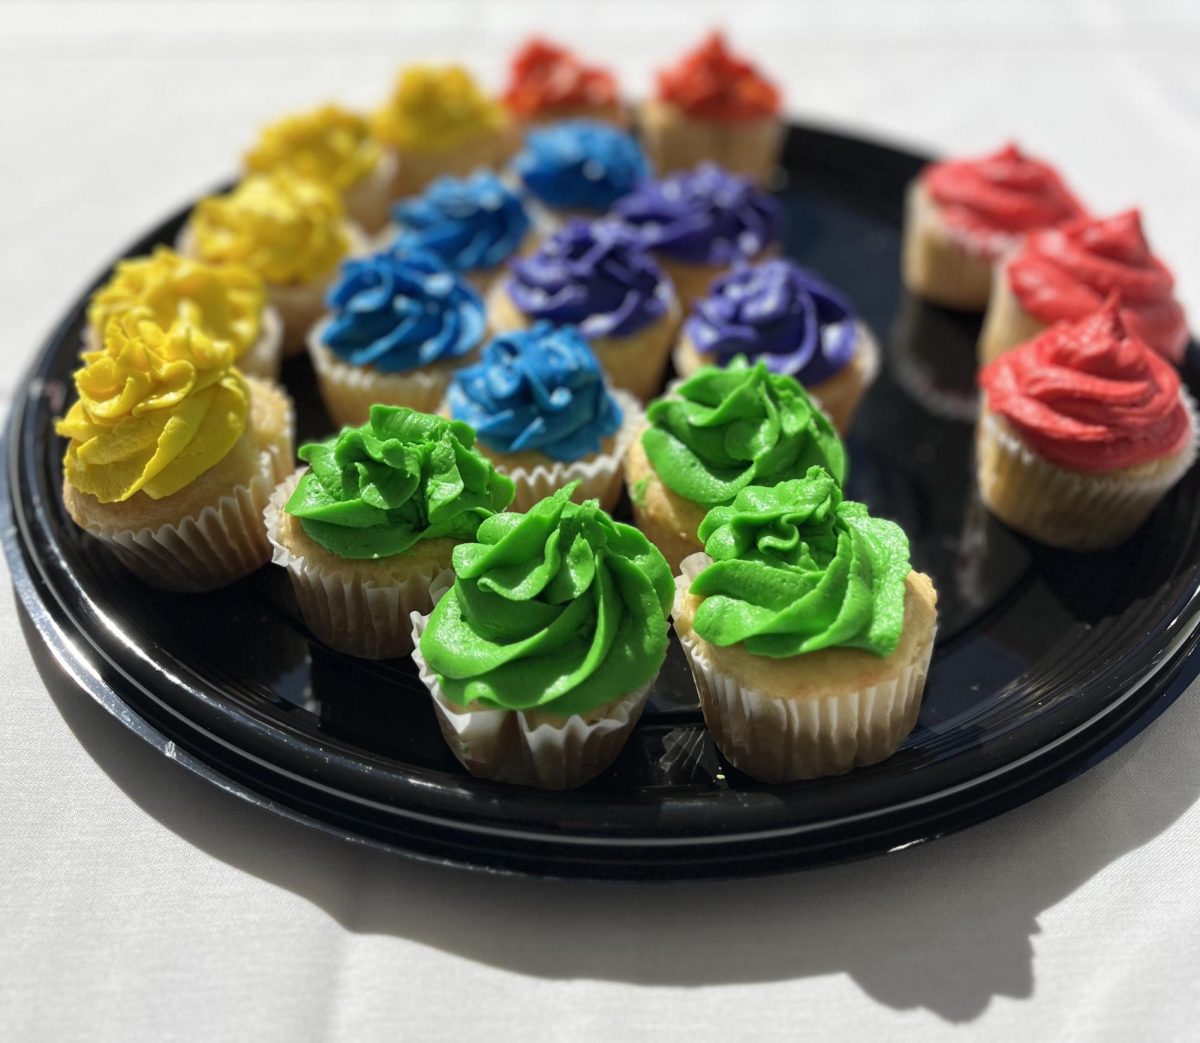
[7,123,1200,879]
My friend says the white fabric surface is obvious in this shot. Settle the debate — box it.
[3,2,1200,1039]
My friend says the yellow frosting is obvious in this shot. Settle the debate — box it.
[58,309,249,503]
[190,171,349,285]
[245,104,381,193]
[373,65,508,152]
[87,246,265,359]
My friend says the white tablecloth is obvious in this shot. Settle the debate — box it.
[3,3,1199,1039]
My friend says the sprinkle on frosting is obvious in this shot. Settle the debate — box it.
[503,38,620,120]
[514,120,650,213]
[657,31,781,122]
[245,104,381,193]
[373,65,508,153]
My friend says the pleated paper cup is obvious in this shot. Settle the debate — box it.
[342,152,399,234]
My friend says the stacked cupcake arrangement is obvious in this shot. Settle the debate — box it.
[54,35,1194,791]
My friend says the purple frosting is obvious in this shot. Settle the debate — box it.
[506,220,672,339]
[686,259,858,384]
[612,163,782,266]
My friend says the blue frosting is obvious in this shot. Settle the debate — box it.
[321,249,485,374]
[391,171,532,274]
[514,120,649,213]
[448,322,623,462]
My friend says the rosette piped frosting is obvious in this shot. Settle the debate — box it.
[514,121,649,213]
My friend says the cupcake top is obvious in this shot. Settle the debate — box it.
[418,482,674,715]
[514,120,649,213]
[191,171,350,285]
[642,356,846,508]
[88,246,266,359]
[503,38,620,120]
[688,467,910,658]
[319,249,485,374]
[391,171,532,275]
[656,31,781,122]
[979,301,1191,472]
[612,163,781,266]
[1007,209,1189,364]
[57,310,247,504]
[506,220,672,339]
[244,104,381,193]
[686,259,858,383]
[448,322,622,462]
[284,406,514,559]
[373,65,508,153]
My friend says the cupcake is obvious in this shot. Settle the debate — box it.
[84,245,283,381]
[183,171,358,355]
[387,170,534,294]
[502,38,625,127]
[640,31,783,183]
[612,162,781,306]
[372,65,516,199]
[487,219,680,401]
[625,356,846,571]
[979,209,1189,366]
[447,321,642,511]
[264,406,514,659]
[902,143,1087,311]
[674,259,879,433]
[57,309,294,592]
[244,103,395,233]
[308,248,485,428]
[977,301,1197,551]
[673,468,938,782]
[410,482,674,788]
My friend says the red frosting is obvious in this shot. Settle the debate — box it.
[1007,210,1188,365]
[503,39,619,119]
[980,301,1190,472]
[656,31,780,122]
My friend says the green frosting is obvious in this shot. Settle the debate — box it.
[642,356,847,508]
[285,405,515,559]
[419,482,674,715]
[689,467,911,659]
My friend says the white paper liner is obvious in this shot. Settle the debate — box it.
[672,553,935,782]
[342,152,398,234]
[409,570,653,789]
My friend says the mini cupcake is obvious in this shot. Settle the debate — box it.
[641,32,783,183]
[673,468,938,782]
[625,356,846,571]
[612,163,781,306]
[977,301,1197,550]
[675,259,878,433]
[183,171,359,355]
[244,103,395,233]
[411,482,674,788]
[308,248,486,427]
[387,170,534,294]
[447,322,642,511]
[503,38,625,127]
[979,209,1189,365]
[487,219,680,401]
[372,64,516,199]
[902,143,1087,311]
[264,406,514,659]
[57,309,294,592]
[84,245,283,381]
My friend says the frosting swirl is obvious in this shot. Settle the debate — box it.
[321,249,485,373]
[506,220,671,338]
[514,120,649,213]
[391,171,531,274]
[689,467,910,658]
[503,39,619,119]
[373,65,508,152]
[57,310,248,503]
[643,355,846,507]
[245,104,380,193]
[979,301,1191,472]
[418,482,674,715]
[1007,210,1188,364]
[285,406,514,559]
[657,32,780,122]
[448,322,622,461]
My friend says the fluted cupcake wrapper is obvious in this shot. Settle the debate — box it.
[342,151,399,234]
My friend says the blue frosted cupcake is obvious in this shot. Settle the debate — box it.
[308,248,486,426]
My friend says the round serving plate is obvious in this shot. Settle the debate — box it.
[7,122,1200,880]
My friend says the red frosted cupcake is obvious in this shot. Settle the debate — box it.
[503,38,625,127]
